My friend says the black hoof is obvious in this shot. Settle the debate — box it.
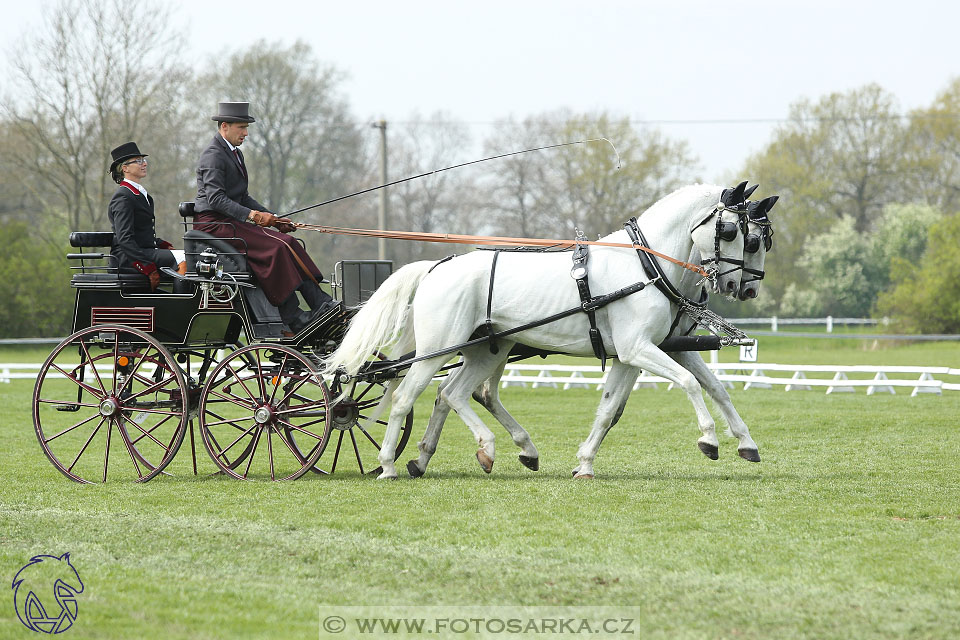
[738,448,761,463]
[519,455,540,471]
[406,460,424,478]
[697,441,719,460]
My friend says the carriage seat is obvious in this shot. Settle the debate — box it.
[179,201,283,336]
[67,231,168,291]
[178,201,249,275]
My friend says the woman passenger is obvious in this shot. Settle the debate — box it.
[107,141,185,290]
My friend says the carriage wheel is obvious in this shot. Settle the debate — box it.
[198,344,331,480]
[32,325,189,483]
[285,352,413,476]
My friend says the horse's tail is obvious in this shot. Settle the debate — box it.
[322,260,434,377]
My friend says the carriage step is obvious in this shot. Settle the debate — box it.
[55,404,82,412]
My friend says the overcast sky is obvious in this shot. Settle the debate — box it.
[3,0,957,181]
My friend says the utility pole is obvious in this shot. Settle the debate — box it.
[372,120,388,261]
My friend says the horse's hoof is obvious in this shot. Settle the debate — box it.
[738,448,761,463]
[572,466,580,477]
[697,441,719,460]
[407,460,425,478]
[573,472,594,480]
[476,449,494,474]
[377,470,398,480]
[519,455,539,471]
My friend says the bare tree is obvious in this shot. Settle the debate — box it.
[482,111,700,239]
[198,40,367,215]
[0,0,192,235]
[387,112,477,263]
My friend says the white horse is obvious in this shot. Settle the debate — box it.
[571,194,779,477]
[324,183,748,479]
[406,191,778,479]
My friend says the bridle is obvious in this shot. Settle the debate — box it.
[740,213,775,286]
[698,201,749,285]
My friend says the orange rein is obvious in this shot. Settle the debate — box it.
[292,223,709,278]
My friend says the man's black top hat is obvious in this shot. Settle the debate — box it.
[108,141,148,174]
[212,102,256,123]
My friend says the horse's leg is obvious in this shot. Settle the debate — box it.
[574,360,638,478]
[470,357,540,471]
[377,357,447,479]
[407,371,457,478]
[619,344,720,460]
[671,351,760,462]
[436,348,510,473]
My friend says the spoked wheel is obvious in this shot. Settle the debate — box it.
[198,344,331,480]
[32,325,189,483]
[288,357,414,476]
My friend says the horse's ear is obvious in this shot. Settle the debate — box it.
[721,181,747,207]
[743,183,759,200]
[759,195,779,216]
[749,195,779,220]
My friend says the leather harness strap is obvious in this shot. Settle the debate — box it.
[294,223,709,278]
[571,241,608,370]
[485,251,500,354]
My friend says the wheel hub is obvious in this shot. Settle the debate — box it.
[330,399,358,431]
[99,397,121,417]
[254,405,274,425]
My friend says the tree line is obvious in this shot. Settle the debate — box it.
[1,0,957,337]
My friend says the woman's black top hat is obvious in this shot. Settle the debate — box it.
[212,102,256,123]
[108,141,148,174]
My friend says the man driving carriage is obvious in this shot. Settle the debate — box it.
[192,101,336,334]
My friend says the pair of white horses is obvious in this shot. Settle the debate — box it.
[323,182,776,479]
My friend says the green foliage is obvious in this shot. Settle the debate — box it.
[877,213,960,333]
[740,84,907,304]
[0,221,74,337]
[783,204,944,318]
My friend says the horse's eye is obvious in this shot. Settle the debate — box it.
[744,235,760,254]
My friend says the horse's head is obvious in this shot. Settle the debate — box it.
[690,181,749,297]
[738,195,778,300]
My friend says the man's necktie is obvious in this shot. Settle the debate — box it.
[233,148,247,179]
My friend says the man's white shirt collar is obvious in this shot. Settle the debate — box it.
[220,134,237,152]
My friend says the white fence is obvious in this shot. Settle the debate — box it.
[728,316,881,332]
[499,363,960,396]
[5,361,959,396]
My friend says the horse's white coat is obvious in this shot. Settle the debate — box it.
[323,184,747,479]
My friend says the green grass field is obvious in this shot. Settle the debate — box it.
[1,339,959,639]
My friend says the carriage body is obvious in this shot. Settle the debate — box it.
[32,214,408,484]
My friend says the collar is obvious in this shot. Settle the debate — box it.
[121,180,147,198]
[220,134,238,152]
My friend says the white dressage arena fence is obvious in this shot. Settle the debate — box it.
[497,363,960,396]
[4,361,959,397]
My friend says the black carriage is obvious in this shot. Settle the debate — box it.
[33,204,412,482]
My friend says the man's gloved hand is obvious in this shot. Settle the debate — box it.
[249,211,279,227]
[275,218,296,233]
[148,271,160,291]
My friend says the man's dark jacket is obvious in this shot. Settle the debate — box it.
[195,135,267,220]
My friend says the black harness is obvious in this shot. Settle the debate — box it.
[570,236,609,369]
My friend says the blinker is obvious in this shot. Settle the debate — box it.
[718,221,739,242]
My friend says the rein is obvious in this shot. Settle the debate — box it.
[293,222,710,278]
